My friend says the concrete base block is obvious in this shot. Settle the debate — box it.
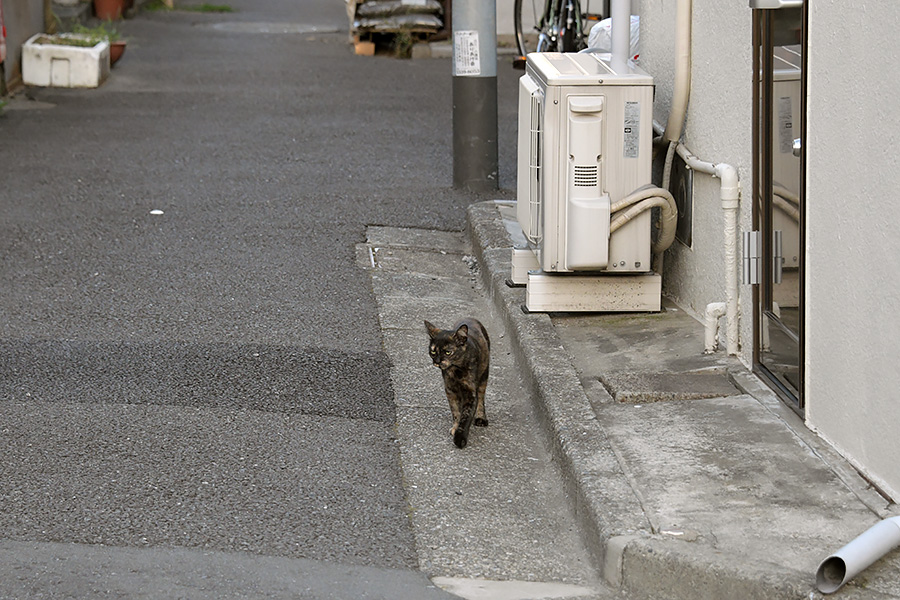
[525,271,661,313]
[509,246,539,286]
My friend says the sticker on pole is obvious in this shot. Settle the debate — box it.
[454,30,481,76]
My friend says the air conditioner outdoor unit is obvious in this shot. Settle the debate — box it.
[513,52,669,312]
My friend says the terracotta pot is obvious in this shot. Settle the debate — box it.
[93,0,126,20]
[109,40,126,66]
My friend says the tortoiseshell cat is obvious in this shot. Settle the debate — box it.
[425,318,490,449]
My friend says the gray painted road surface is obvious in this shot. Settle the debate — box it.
[0,0,594,598]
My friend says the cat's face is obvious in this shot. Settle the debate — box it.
[429,336,466,370]
[425,321,468,371]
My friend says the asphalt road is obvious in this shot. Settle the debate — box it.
[0,0,519,596]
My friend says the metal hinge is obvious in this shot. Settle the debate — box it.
[743,231,761,285]
[743,230,784,285]
[772,230,783,284]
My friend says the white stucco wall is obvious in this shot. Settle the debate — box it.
[804,1,900,500]
[640,0,754,365]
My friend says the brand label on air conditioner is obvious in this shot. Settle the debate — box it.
[623,101,640,158]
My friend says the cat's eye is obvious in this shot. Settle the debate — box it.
[430,348,436,355]
[445,350,452,355]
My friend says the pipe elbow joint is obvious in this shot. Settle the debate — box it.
[714,163,740,209]
[715,163,739,191]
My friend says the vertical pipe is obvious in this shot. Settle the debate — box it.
[671,140,742,356]
[610,0,630,73]
[662,0,693,143]
[452,0,498,192]
[718,163,740,356]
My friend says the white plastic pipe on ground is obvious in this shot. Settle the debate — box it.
[816,516,900,594]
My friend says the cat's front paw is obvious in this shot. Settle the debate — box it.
[474,417,489,427]
[453,429,468,449]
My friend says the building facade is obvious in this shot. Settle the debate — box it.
[640,0,900,501]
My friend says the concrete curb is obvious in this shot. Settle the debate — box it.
[466,203,650,565]
[465,200,858,600]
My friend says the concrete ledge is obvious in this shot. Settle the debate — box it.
[466,200,896,600]
[467,201,651,584]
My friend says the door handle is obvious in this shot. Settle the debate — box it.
[792,138,802,157]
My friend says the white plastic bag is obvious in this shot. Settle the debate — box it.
[587,15,640,61]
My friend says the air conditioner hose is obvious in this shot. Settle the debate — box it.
[773,183,800,223]
[610,186,678,254]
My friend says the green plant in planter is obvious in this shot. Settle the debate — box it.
[72,21,121,44]
[35,34,101,47]
[37,21,120,47]
[35,20,122,50]
[144,0,233,11]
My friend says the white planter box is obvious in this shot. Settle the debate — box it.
[22,33,110,88]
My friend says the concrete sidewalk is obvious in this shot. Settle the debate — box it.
[467,200,900,600]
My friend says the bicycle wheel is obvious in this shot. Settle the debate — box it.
[514,0,550,56]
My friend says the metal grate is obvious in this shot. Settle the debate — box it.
[528,91,543,244]
[573,165,598,187]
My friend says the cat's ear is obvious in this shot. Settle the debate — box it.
[454,323,469,343]
[425,320,440,338]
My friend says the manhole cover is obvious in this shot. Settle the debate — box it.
[600,371,741,403]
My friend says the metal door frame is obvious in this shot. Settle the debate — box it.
[751,2,807,413]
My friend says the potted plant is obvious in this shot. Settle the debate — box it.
[93,0,128,20]
[73,21,126,66]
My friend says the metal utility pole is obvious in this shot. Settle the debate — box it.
[451,0,498,192]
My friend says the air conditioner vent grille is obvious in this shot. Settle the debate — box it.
[528,91,543,244]
[573,165,598,187]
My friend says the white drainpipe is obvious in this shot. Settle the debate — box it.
[676,145,741,355]
[816,516,900,594]
[662,0,693,144]
[653,0,741,356]
[703,302,726,354]
[610,0,631,74]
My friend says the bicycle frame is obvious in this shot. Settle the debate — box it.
[517,0,589,56]
[537,0,559,52]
